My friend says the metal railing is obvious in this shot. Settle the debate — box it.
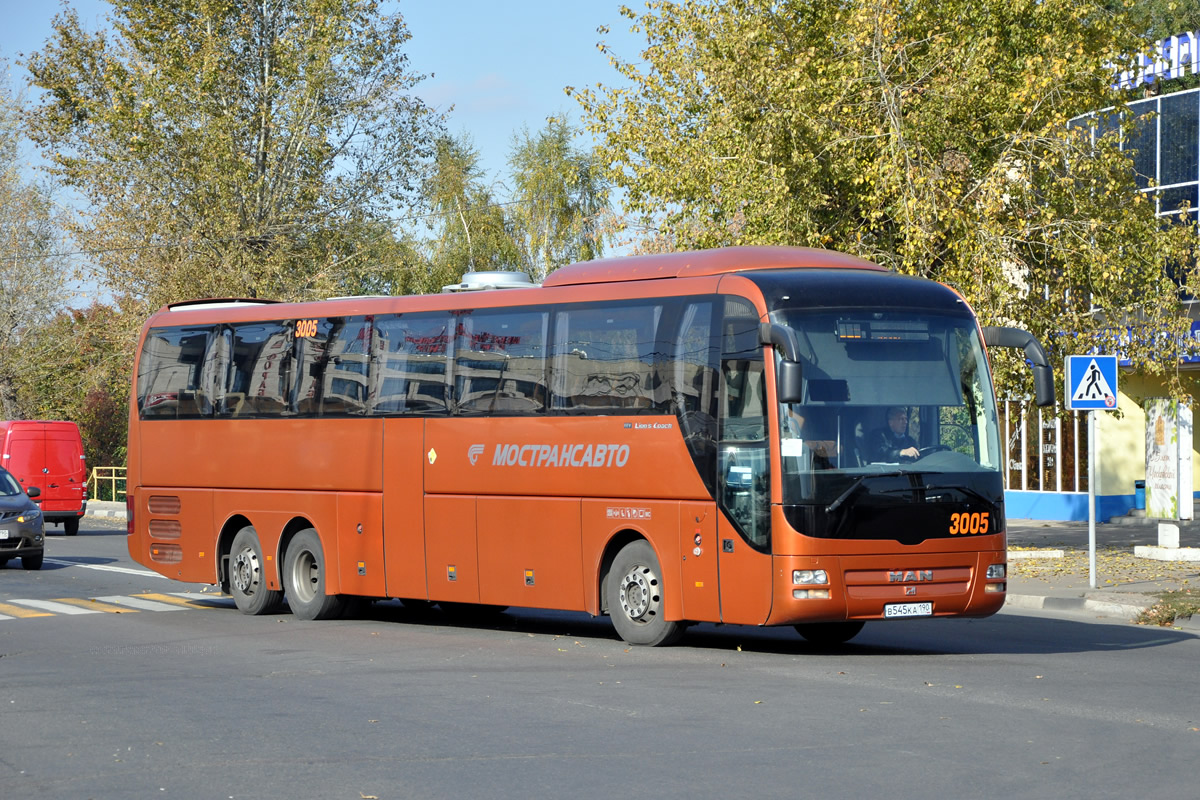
[88,466,126,502]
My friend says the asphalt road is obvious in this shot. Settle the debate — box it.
[2,519,1198,800]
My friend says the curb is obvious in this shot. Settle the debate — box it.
[1004,594,1150,620]
[87,508,127,521]
[1005,594,1200,632]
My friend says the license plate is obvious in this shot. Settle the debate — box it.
[884,602,932,618]
[0,529,8,539]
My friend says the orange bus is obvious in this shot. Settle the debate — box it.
[126,246,1054,645]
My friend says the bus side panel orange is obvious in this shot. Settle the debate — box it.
[716,514,774,625]
[424,495,479,604]
[423,417,710,500]
[477,497,584,611]
[336,493,386,598]
[382,418,429,599]
[139,419,384,492]
[679,502,720,623]
[580,500,684,621]
[138,487,216,583]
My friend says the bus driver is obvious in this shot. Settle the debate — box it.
[868,406,919,462]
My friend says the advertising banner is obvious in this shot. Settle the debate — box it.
[1145,398,1194,520]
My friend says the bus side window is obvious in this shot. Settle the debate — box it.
[717,298,770,550]
[321,317,371,416]
[672,300,719,494]
[137,326,215,418]
[550,302,666,413]
[371,313,450,415]
[452,308,548,414]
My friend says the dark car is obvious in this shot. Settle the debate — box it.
[0,466,45,570]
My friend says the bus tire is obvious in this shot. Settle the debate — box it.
[607,540,683,646]
[229,526,283,615]
[282,528,346,621]
[794,621,865,645]
[64,518,79,536]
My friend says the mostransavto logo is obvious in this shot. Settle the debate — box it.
[491,443,631,468]
[468,444,485,465]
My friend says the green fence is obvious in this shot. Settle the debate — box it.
[88,466,126,502]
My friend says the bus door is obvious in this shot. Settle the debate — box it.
[715,299,773,625]
[381,417,431,599]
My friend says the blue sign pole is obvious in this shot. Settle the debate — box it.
[1088,411,1097,589]
[1066,355,1118,589]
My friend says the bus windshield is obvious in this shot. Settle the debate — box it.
[772,308,1001,506]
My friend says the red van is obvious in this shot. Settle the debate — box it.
[0,421,88,535]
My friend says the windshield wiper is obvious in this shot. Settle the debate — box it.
[824,471,907,514]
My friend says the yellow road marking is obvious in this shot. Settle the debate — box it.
[135,592,226,609]
[52,597,138,614]
[0,602,52,618]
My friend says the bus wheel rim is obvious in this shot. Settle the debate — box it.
[232,548,260,595]
[619,565,656,623]
[291,549,319,604]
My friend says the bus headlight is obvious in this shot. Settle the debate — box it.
[986,564,1006,580]
[793,570,828,585]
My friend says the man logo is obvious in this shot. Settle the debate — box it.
[468,444,485,465]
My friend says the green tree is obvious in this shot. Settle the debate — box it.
[418,134,519,291]
[16,300,137,466]
[574,0,1198,395]
[413,125,608,289]
[0,68,68,419]
[507,118,608,281]
[23,0,442,309]
[1120,0,1200,38]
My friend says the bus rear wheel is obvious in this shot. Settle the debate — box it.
[607,541,683,647]
[282,528,346,621]
[229,526,283,615]
[794,621,865,645]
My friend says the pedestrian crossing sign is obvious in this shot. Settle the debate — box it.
[1066,355,1118,410]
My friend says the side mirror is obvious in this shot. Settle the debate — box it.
[777,360,804,403]
[26,486,42,501]
[982,326,1056,407]
[760,323,805,403]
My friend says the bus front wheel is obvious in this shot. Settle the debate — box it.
[282,528,346,621]
[607,541,683,646]
[229,526,283,615]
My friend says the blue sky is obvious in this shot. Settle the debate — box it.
[0,0,644,185]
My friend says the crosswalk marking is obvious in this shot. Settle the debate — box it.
[138,592,228,610]
[0,592,237,621]
[93,595,189,612]
[5,599,102,615]
[49,597,139,614]
[0,601,53,619]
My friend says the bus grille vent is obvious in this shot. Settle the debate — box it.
[149,519,182,539]
[148,495,181,514]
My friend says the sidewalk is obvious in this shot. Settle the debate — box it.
[84,500,1200,628]
[1006,514,1200,630]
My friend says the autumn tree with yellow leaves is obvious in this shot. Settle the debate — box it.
[574,0,1200,395]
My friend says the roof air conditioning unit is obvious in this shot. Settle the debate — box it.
[442,271,538,293]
